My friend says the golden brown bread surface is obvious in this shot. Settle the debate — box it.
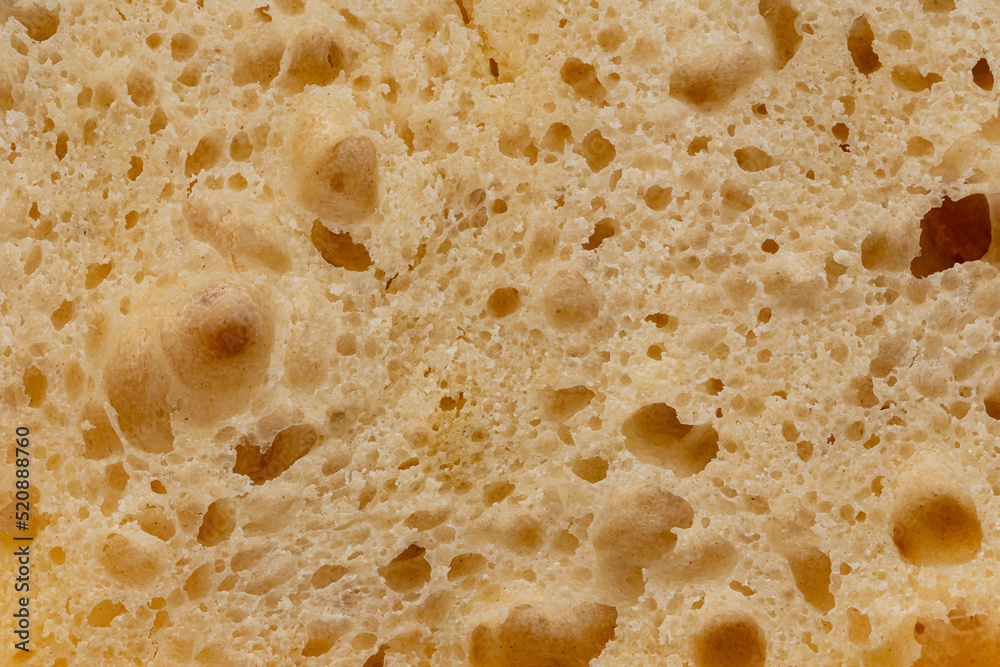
[4,0,1000,664]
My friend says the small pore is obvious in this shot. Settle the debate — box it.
[910,194,991,278]
[848,16,881,75]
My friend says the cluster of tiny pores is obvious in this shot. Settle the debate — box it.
[8,0,1000,665]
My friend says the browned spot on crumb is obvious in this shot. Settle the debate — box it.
[210,323,251,358]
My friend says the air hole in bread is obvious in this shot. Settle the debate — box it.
[379,544,431,593]
[759,0,801,69]
[973,58,994,91]
[469,603,617,667]
[622,403,719,475]
[910,194,991,278]
[848,16,881,75]
[694,617,767,667]
[583,218,615,250]
[892,490,983,566]
[310,221,373,271]
[560,57,607,104]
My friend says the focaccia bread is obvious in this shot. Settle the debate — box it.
[2,0,1000,664]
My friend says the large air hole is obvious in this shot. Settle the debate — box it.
[758,0,802,69]
[670,47,763,110]
[973,58,994,91]
[622,403,719,476]
[909,194,991,278]
[787,547,834,612]
[559,58,607,104]
[892,65,942,92]
[892,489,982,566]
[378,544,431,593]
[470,603,617,667]
[914,609,1000,666]
[694,617,767,667]
[310,221,373,271]
[848,16,881,75]
[233,425,320,484]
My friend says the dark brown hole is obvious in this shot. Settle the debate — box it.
[211,324,251,358]
[910,194,991,278]
[973,58,994,91]
[848,16,881,75]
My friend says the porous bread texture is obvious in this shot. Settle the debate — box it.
[5,0,1000,665]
